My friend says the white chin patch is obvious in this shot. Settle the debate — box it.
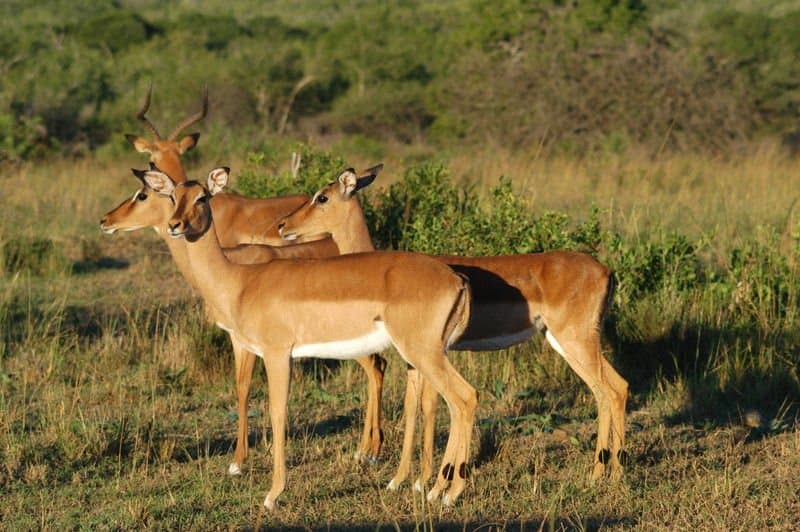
[282,233,298,241]
[291,322,392,360]
[100,227,116,234]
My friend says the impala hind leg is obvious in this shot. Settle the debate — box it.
[229,339,257,476]
[402,353,475,506]
[262,351,292,510]
[415,375,440,492]
[546,330,627,482]
[601,357,629,481]
[354,353,387,462]
[387,367,422,490]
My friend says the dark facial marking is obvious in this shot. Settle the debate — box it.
[598,448,611,465]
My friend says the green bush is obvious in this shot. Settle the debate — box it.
[0,113,48,162]
[605,231,700,299]
[172,13,245,51]
[76,10,156,54]
[234,143,347,199]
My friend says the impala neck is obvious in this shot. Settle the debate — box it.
[155,224,199,290]
[181,215,248,322]
[334,198,375,254]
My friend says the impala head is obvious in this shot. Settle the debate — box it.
[99,165,177,234]
[125,85,208,181]
[141,167,230,242]
[278,164,382,241]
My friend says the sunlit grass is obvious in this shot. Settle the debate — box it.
[1,145,799,529]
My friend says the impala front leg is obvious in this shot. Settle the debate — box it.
[263,351,291,510]
[387,366,422,490]
[229,339,257,476]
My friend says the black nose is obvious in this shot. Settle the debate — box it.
[168,221,181,232]
[277,221,285,230]
[99,217,107,226]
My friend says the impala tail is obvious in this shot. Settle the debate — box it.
[445,274,471,349]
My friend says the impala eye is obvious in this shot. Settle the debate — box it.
[316,194,328,204]
[197,195,208,204]
[136,192,148,201]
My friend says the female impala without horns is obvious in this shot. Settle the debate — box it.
[278,168,629,490]
[140,166,479,508]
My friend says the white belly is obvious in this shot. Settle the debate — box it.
[291,322,393,360]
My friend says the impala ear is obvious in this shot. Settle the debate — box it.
[207,167,230,195]
[337,168,358,197]
[177,133,200,154]
[126,134,155,154]
[136,169,175,196]
[354,163,383,193]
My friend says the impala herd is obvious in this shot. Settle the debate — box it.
[99,88,629,510]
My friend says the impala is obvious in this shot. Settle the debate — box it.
[141,166,478,508]
[125,85,308,246]
[100,166,386,471]
[106,86,388,469]
[278,170,629,490]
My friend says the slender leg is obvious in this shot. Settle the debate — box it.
[394,348,475,506]
[602,357,629,481]
[354,353,387,461]
[387,367,422,490]
[439,359,478,505]
[229,338,257,475]
[262,351,292,510]
[548,330,627,482]
[415,375,439,491]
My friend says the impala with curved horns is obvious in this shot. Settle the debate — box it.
[278,169,629,491]
[125,85,308,246]
[108,86,388,469]
[141,166,478,508]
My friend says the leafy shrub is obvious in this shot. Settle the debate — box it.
[172,13,245,51]
[246,15,308,42]
[76,10,156,53]
[364,164,605,256]
[570,0,648,35]
[234,143,347,199]
[0,113,48,162]
[726,230,797,323]
[604,231,700,299]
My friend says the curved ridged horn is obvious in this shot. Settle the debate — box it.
[135,84,162,140]
[168,85,208,141]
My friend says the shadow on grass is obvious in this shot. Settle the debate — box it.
[70,256,129,274]
[147,411,359,465]
[605,316,800,428]
[1,297,195,350]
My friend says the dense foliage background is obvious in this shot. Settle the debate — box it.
[3,0,800,163]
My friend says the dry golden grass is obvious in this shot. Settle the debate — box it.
[1,146,799,529]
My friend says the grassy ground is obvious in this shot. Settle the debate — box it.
[1,150,799,530]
